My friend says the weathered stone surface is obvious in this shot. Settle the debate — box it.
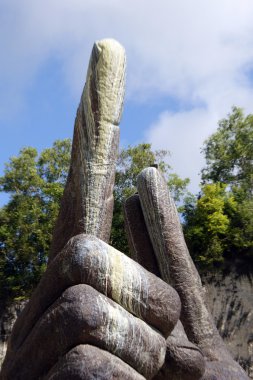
[2,285,165,379]
[1,35,251,380]
[124,194,161,276]
[202,360,250,380]
[5,235,180,362]
[1,39,176,380]
[45,345,145,380]
[137,168,229,351]
[49,39,126,262]
[137,167,249,379]
[123,192,252,378]
[203,269,253,379]
[155,321,205,380]
[124,193,205,380]
[1,271,252,378]
[0,301,27,369]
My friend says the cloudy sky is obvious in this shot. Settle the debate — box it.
[1,0,253,205]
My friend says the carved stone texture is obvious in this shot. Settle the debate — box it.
[49,39,126,262]
[0,301,27,368]
[124,194,205,380]
[137,167,249,379]
[1,235,181,379]
[6,235,180,353]
[45,345,145,380]
[203,270,253,377]
[1,40,182,380]
[155,321,206,380]
[124,194,161,277]
[3,284,165,379]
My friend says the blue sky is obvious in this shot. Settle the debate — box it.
[1,0,253,206]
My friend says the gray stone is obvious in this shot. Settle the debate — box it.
[0,37,251,380]
[45,345,145,380]
[49,39,126,262]
[136,167,249,379]
[2,284,166,379]
[203,269,253,378]
[0,301,27,368]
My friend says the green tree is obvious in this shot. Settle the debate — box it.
[184,107,253,268]
[201,106,253,193]
[0,140,71,301]
[184,183,235,266]
[224,188,253,261]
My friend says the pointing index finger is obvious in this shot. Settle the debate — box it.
[49,39,126,261]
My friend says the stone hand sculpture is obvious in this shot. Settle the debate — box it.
[0,38,179,380]
[125,172,249,380]
[0,39,249,380]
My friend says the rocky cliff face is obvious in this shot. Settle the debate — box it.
[202,268,253,378]
[0,300,27,368]
[0,269,252,378]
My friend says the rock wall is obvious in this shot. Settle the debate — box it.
[202,268,253,378]
[0,300,27,368]
[0,269,252,378]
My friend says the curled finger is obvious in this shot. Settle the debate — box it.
[2,285,166,379]
[45,345,145,380]
[6,235,180,361]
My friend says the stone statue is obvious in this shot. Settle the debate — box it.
[0,39,249,379]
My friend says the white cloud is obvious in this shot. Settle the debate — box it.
[145,108,217,194]
[1,0,253,189]
[2,0,253,100]
[145,70,253,194]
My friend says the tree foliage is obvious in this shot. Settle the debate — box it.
[184,107,253,267]
[184,183,233,266]
[0,140,71,301]
[201,106,253,193]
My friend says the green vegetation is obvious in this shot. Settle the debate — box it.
[0,106,252,302]
[184,107,253,267]
[184,183,235,265]
[201,106,253,193]
[0,140,71,301]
